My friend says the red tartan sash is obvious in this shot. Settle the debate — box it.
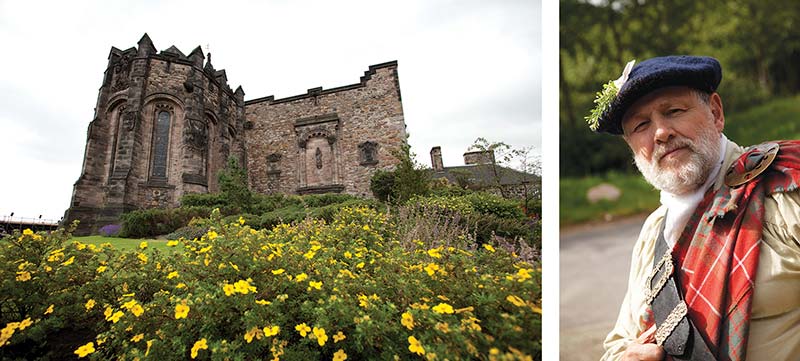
[658,140,800,361]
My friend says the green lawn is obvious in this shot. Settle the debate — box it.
[560,171,659,227]
[725,95,800,146]
[71,236,172,251]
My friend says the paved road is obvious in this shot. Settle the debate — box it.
[560,215,647,361]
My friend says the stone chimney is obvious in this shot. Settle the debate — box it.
[463,150,495,165]
[430,146,443,172]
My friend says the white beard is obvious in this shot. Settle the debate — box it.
[633,126,721,195]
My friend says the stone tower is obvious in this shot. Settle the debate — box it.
[66,34,246,235]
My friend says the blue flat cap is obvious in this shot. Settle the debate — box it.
[590,55,722,134]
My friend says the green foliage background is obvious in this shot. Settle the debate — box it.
[561,0,800,176]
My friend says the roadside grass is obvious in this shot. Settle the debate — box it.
[560,171,659,227]
[71,236,171,251]
[725,95,800,145]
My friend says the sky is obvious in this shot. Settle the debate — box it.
[0,0,541,221]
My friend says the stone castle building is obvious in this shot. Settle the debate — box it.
[66,34,406,235]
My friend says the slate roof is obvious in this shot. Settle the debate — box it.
[430,164,539,187]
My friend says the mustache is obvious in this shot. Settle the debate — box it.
[651,137,694,162]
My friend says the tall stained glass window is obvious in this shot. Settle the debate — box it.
[151,111,170,178]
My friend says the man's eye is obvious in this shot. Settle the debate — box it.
[633,120,649,133]
[667,108,685,116]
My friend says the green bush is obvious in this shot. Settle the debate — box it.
[119,206,212,238]
[250,194,303,215]
[0,208,541,359]
[464,192,525,220]
[165,225,208,242]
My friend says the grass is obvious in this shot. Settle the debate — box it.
[560,171,659,227]
[725,95,800,145]
[71,236,171,251]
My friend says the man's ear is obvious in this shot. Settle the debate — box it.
[710,92,725,132]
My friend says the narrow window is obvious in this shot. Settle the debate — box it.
[151,110,171,178]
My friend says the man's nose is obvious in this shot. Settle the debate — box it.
[653,117,674,144]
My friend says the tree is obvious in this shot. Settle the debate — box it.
[467,138,541,202]
[369,144,430,204]
[218,157,253,211]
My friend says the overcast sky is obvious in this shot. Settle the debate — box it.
[0,0,541,221]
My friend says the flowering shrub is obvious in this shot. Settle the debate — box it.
[0,207,540,359]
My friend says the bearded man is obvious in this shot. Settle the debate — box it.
[588,56,800,361]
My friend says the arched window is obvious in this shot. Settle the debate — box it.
[151,110,171,178]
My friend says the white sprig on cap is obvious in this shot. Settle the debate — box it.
[612,60,636,90]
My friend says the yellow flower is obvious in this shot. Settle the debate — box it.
[362,225,370,231]
[506,295,526,307]
[308,281,323,290]
[166,240,179,247]
[234,279,257,294]
[344,251,352,259]
[432,303,454,314]
[22,229,33,236]
[263,325,280,337]
[312,327,328,346]
[238,216,245,225]
[304,250,316,259]
[176,282,187,289]
[424,263,439,276]
[532,305,543,314]
[256,299,271,305]
[244,327,262,343]
[122,299,138,310]
[207,230,218,240]
[96,265,107,273]
[175,302,190,319]
[483,244,496,252]
[131,304,144,317]
[17,318,32,330]
[139,241,148,249]
[295,273,308,283]
[401,312,414,330]
[356,262,365,269]
[223,283,235,296]
[408,336,425,355]
[146,340,154,356]
[104,306,113,319]
[435,322,450,333]
[166,271,179,279]
[427,248,442,259]
[517,268,533,281]
[358,294,369,308]
[333,349,348,361]
[85,299,96,311]
[44,304,54,315]
[271,269,285,275]
[295,323,311,337]
[137,253,148,263]
[333,331,346,343]
[131,333,144,342]
[190,338,208,359]
[74,342,95,358]
[61,256,75,266]
[108,311,124,323]
[15,271,31,282]
[0,324,15,347]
